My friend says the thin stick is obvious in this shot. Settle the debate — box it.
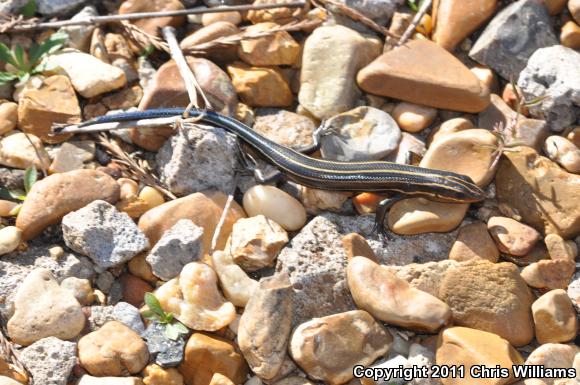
[396,0,432,46]
[209,172,239,254]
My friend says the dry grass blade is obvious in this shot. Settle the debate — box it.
[397,0,432,46]
[121,21,170,53]
[0,316,29,378]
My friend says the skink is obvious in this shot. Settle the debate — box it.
[54,108,486,232]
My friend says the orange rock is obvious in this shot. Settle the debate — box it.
[238,22,300,66]
[119,0,185,36]
[227,62,293,107]
[561,21,580,49]
[247,0,309,24]
[342,233,377,262]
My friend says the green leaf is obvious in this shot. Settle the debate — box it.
[406,0,418,11]
[141,309,157,320]
[20,0,37,18]
[24,166,37,194]
[139,44,155,58]
[0,43,17,67]
[144,293,166,318]
[164,323,180,340]
[0,72,18,85]
[29,32,67,67]
[172,321,189,334]
[13,45,28,72]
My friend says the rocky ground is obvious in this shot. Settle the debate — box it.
[0,0,579,384]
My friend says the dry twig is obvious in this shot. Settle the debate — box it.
[0,316,28,379]
[397,0,432,46]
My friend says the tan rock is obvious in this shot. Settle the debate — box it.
[139,186,165,210]
[0,200,18,217]
[532,289,577,344]
[143,364,184,385]
[202,11,241,26]
[571,0,580,24]
[128,253,157,283]
[7,269,85,346]
[438,260,534,346]
[227,62,293,107]
[357,39,490,113]
[289,310,392,385]
[79,321,149,376]
[102,85,143,110]
[525,343,579,385]
[138,191,246,256]
[0,101,17,134]
[436,327,524,385]
[155,262,236,331]
[178,333,249,385]
[392,102,437,133]
[342,233,377,262]
[561,21,580,49]
[428,117,474,145]
[179,22,239,63]
[470,65,498,92]
[78,375,144,385]
[61,277,94,306]
[247,0,309,23]
[228,215,288,272]
[449,222,499,262]
[119,0,185,36]
[209,373,235,385]
[238,23,300,66]
[211,250,258,307]
[242,185,306,231]
[298,187,351,214]
[347,257,451,332]
[495,147,580,238]
[488,216,541,256]
[16,169,120,241]
[432,0,497,50]
[544,135,580,174]
[49,141,95,174]
[545,233,578,262]
[17,75,80,143]
[388,198,469,235]
[0,132,50,170]
[521,259,575,290]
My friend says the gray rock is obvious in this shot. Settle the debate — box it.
[517,45,580,131]
[157,124,238,196]
[60,5,98,52]
[0,167,24,190]
[146,219,203,281]
[20,337,77,385]
[96,271,115,293]
[330,0,404,32]
[36,0,88,16]
[253,108,316,151]
[0,0,28,14]
[141,322,186,367]
[86,306,115,332]
[113,302,145,334]
[62,200,149,270]
[469,0,558,80]
[137,57,157,94]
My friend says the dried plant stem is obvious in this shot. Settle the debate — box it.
[397,0,432,46]
[0,317,28,378]
[23,132,48,177]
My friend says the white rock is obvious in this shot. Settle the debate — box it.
[544,136,580,173]
[211,250,258,307]
[243,185,307,231]
[0,226,21,256]
[19,336,77,385]
[77,375,144,385]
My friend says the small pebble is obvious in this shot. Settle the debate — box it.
[392,102,437,133]
[139,186,165,209]
[0,101,17,134]
[487,216,540,256]
[0,226,21,256]
[0,200,18,217]
[243,185,307,231]
[544,233,578,261]
[61,277,95,306]
[561,20,580,49]
[544,135,580,174]
[531,289,577,344]
[202,11,242,26]
[117,178,139,200]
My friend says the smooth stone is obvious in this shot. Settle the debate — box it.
[387,198,469,235]
[243,185,307,231]
[470,64,498,92]
[238,274,293,379]
[143,364,184,385]
[319,106,401,161]
[0,132,50,170]
[469,0,558,81]
[247,0,309,23]
[544,233,577,261]
[202,11,241,25]
[228,215,288,272]
[19,337,77,385]
[141,322,186,368]
[238,22,300,66]
[432,0,497,50]
[78,375,144,385]
[561,21,580,49]
[289,310,392,385]
[62,200,149,269]
[487,216,540,256]
[438,260,534,346]
[517,45,580,131]
[36,0,88,15]
[179,22,239,63]
[297,186,351,215]
[520,258,575,290]
[299,25,381,119]
[544,136,580,174]
[429,118,474,145]
[449,222,499,262]
[7,269,85,346]
[532,289,577,344]
[211,250,258,307]
[49,141,95,174]
[347,257,451,332]
[357,39,490,113]
[119,0,185,36]
[392,102,437,133]
[121,274,153,307]
[571,0,580,23]
[101,85,143,111]
[139,187,165,210]
[341,232,377,262]
[495,147,580,238]
[17,75,80,143]
[112,302,145,335]
[155,262,236,331]
[61,276,94,305]
[0,200,18,217]
[0,101,17,135]
[227,62,293,107]
[0,226,21,256]
[544,0,567,14]
[60,5,98,51]
[178,333,249,385]
[138,191,246,256]
[252,108,316,151]
[525,344,579,385]
[436,327,524,385]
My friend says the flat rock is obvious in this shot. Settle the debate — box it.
[113,302,145,335]
[252,108,316,151]
[62,200,149,269]
[449,222,499,262]
[469,0,558,80]
[487,216,541,256]
[357,39,490,113]
[20,337,77,385]
[119,0,185,36]
[238,22,300,66]
[0,132,51,170]
[141,321,186,368]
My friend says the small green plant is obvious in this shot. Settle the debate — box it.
[0,31,67,85]
[139,44,155,59]
[20,0,37,18]
[406,0,426,11]
[0,166,37,216]
[142,293,190,340]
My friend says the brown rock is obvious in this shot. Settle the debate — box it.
[238,23,300,66]
[120,274,153,307]
[488,216,541,256]
[227,62,293,107]
[544,233,577,262]
[495,147,580,238]
[0,132,51,170]
[119,0,185,36]
[78,321,149,376]
[438,260,534,346]
[432,0,497,50]
[202,11,241,26]
[449,222,500,262]
[178,333,249,385]
[428,117,474,145]
[357,39,490,113]
[247,0,309,23]
[16,170,120,241]
[543,0,567,14]
[570,0,580,24]
[143,364,184,385]
[179,22,239,63]
[520,259,575,290]
[531,289,577,344]
[17,75,80,143]
[252,108,316,150]
[561,21,580,49]
[209,373,235,385]
[128,253,158,283]
[387,198,469,235]
[0,101,17,135]
[101,85,143,110]
[342,233,377,262]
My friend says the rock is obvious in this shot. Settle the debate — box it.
[49,141,95,174]
[289,310,392,385]
[17,75,80,143]
[495,147,580,238]
[0,226,21,256]
[449,222,499,262]
[243,185,306,231]
[319,106,401,161]
[119,0,185,36]
[436,327,524,385]
[392,102,437,133]
[429,118,474,145]
[0,101,17,135]
[247,0,309,23]
[470,65,498,92]
[347,257,451,332]
[60,5,98,51]
[143,364,184,385]
[146,219,203,281]
[0,132,50,170]
[227,62,293,107]
[238,23,300,66]
[46,51,126,98]
[0,0,28,14]
[238,274,293,379]
[138,191,246,256]
[19,337,77,385]
[252,108,316,151]
[330,0,403,30]
[141,321,187,368]
[525,343,578,385]
[79,321,149,376]
[545,233,577,261]
[121,274,153,307]
[571,0,580,23]
[388,198,469,235]
[211,250,258,307]
[469,0,558,80]
[544,136,580,174]
[297,186,351,215]
[438,260,534,346]
[179,22,239,63]
[517,45,580,131]
[487,216,541,256]
[520,258,575,290]
[113,302,145,334]
[532,289,577,344]
[139,187,165,210]
[78,375,144,385]
[62,200,149,269]
[358,39,490,113]
[385,260,459,298]
[156,124,238,196]
[561,21,580,50]
[202,11,242,26]
[228,215,288,272]
[61,277,94,305]
[7,269,85,345]
[178,332,249,385]
[102,85,143,111]
[299,25,382,119]
[155,262,236,331]
[341,232,377,262]
[432,0,497,50]
[0,377,24,385]
[384,132,427,165]
[36,0,88,15]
